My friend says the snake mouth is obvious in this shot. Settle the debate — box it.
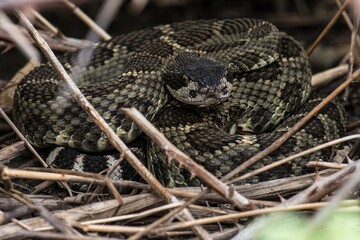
[197,93,230,107]
[167,76,233,107]
[181,90,231,107]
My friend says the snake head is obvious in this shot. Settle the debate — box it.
[164,53,232,107]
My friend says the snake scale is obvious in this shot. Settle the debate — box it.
[13,18,346,187]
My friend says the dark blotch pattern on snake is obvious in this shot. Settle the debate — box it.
[13,18,346,187]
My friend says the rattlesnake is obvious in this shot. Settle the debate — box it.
[13,18,346,187]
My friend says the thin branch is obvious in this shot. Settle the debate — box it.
[0,141,26,163]
[0,107,46,167]
[0,10,39,62]
[0,28,93,52]
[307,0,350,55]
[29,8,62,36]
[306,161,347,170]
[0,166,336,201]
[334,0,360,49]
[63,0,112,41]
[83,0,123,42]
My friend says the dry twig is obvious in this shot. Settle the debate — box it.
[63,0,112,41]
[307,0,350,55]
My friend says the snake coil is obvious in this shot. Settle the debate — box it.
[13,18,346,187]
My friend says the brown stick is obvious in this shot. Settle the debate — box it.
[0,107,46,167]
[0,141,26,163]
[306,161,347,170]
[306,0,350,55]
[0,166,336,202]
[63,0,112,41]
[0,28,92,52]
[311,64,348,87]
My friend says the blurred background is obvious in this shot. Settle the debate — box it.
[0,0,352,80]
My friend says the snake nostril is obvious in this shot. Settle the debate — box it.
[208,93,219,99]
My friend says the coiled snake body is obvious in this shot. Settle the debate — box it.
[13,19,346,187]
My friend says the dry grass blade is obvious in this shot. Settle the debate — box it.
[128,0,149,14]
[334,0,360,48]
[0,206,35,225]
[29,8,61,36]
[83,0,124,42]
[0,167,124,205]
[347,119,360,130]
[0,194,64,212]
[0,0,62,9]
[0,10,39,62]
[0,166,335,202]
[82,201,184,225]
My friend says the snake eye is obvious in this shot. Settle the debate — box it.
[189,90,197,98]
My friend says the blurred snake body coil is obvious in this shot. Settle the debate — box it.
[13,18,346,187]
